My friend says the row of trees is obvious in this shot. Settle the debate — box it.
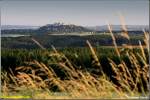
[1,34,144,49]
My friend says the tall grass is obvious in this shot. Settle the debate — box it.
[1,22,149,99]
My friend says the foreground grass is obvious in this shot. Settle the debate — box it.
[1,85,147,99]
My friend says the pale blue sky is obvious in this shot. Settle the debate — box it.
[1,0,149,26]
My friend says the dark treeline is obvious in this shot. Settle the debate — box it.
[1,34,145,49]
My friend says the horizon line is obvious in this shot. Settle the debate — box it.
[1,24,149,27]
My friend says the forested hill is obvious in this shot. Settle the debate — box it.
[37,23,92,34]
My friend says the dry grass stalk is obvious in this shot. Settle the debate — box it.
[17,72,37,88]
[139,40,146,61]
[8,74,18,87]
[136,52,148,67]
[51,45,58,54]
[119,14,130,40]
[107,23,120,57]
[121,61,134,85]
[2,81,8,96]
[86,40,100,65]
[51,45,76,72]
[31,38,45,49]
[29,74,47,88]
[108,58,118,75]
[86,40,104,75]
[143,29,149,52]
[60,54,76,72]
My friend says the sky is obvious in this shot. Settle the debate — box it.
[0,0,149,26]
